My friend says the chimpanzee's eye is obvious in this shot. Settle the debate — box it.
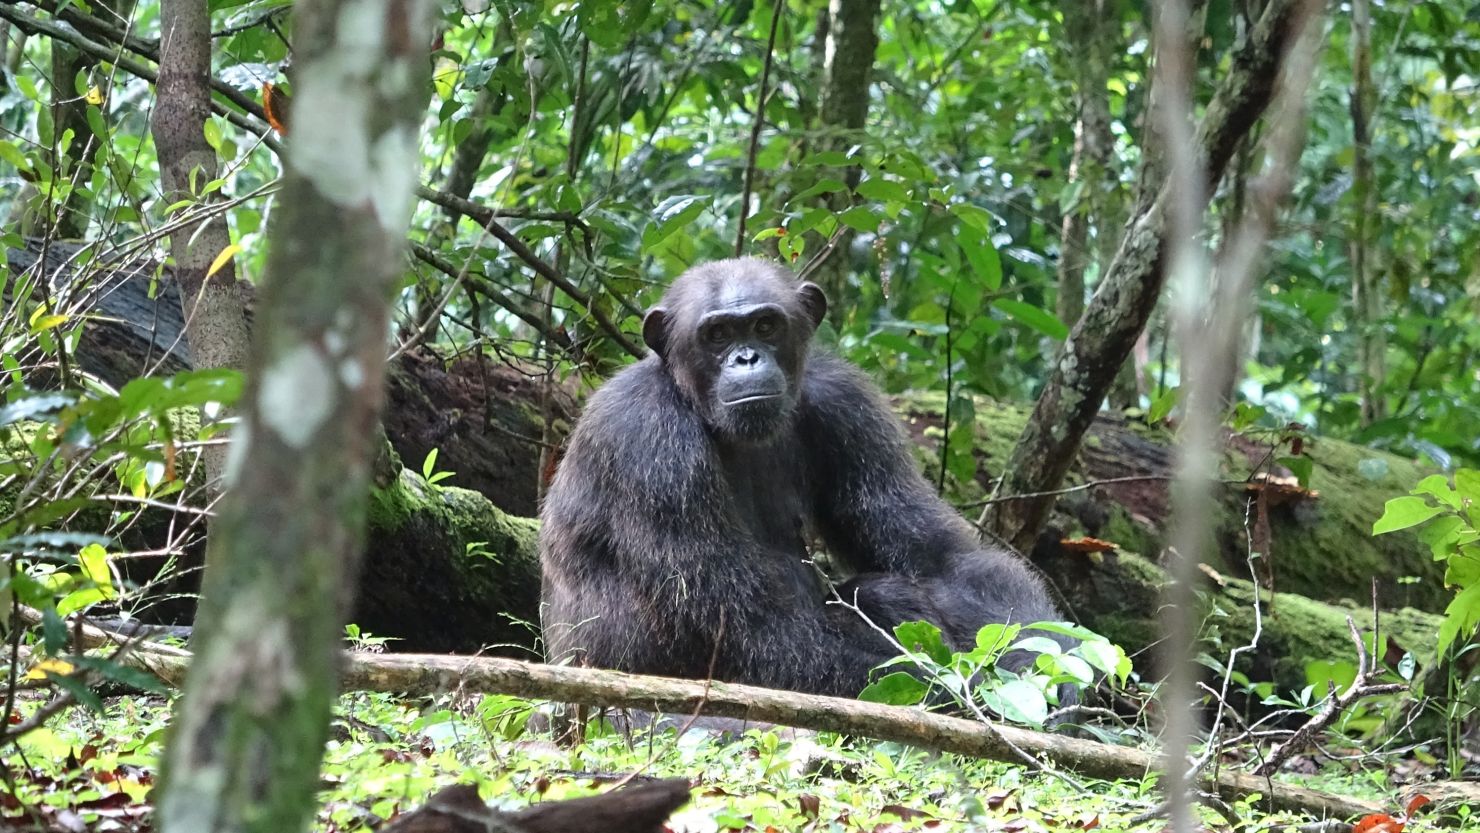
[704,323,730,345]
[754,315,779,337]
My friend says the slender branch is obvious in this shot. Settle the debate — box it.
[409,243,572,351]
[415,187,644,358]
[1253,616,1406,777]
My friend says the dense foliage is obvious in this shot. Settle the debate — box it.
[2,0,1479,828]
[3,0,1475,463]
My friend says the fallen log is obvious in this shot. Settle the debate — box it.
[380,781,691,833]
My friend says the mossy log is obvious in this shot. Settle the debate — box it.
[6,241,549,653]
[902,394,1444,694]
[359,452,543,655]
[899,393,1442,612]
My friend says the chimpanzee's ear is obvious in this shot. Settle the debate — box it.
[642,307,670,358]
[796,282,827,328]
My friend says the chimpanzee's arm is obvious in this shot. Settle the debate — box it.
[797,353,985,573]
[797,353,1065,637]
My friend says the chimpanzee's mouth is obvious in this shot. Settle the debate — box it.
[722,393,784,405]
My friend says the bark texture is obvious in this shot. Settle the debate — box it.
[154,0,435,828]
[1054,0,1117,328]
[150,0,252,488]
[1349,0,1385,426]
[809,0,882,305]
[988,0,1321,555]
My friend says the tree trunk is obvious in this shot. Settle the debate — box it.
[45,0,125,242]
[1054,0,1117,329]
[809,0,881,306]
[1349,0,1384,427]
[150,0,252,491]
[154,0,435,828]
[986,0,1320,555]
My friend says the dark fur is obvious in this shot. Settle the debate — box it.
[540,258,1067,698]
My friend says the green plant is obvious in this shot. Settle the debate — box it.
[421,448,455,490]
[1374,469,1480,775]
[858,620,1131,728]
[344,623,398,653]
[1372,470,1480,657]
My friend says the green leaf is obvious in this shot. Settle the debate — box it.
[1414,474,1461,509]
[1058,179,1086,214]
[1045,653,1095,685]
[1278,456,1314,489]
[837,205,881,233]
[0,393,75,427]
[858,671,927,706]
[578,0,651,49]
[57,587,108,617]
[957,228,1002,291]
[979,678,1048,725]
[1417,514,1464,560]
[788,178,847,203]
[16,74,39,102]
[0,140,29,173]
[48,670,104,712]
[85,106,108,141]
[893,620,951,665]
[642,195,710,249]
[78,543,116,600]
[41,607,67,654]
[1148,387,1179,425]
[974,622,1022,657]
[1372,495,1445,535]
[1455,469,1480,501]
[1438,582,1480,657]
[1077,639,1131,682]
[203,117,223,151]
[855,177,909,203]
[1011,636,1063,656]
[992,299,1068,340]
[949,203,995,232]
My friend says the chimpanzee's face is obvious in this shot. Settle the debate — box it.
[642,259,827,444]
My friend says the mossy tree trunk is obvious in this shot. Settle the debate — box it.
[987,0,1321,556]
[154,0,435,829]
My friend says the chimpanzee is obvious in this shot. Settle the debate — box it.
[539,258,1068,698]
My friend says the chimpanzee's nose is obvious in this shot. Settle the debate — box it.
[733,346,759,366]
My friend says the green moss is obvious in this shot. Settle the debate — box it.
[358,468,542,654]
[1080,552,1441,693]
[1083,552,1168,652]
[1235,438,1443,610]
[1211,575,1439,692]
[367,470,538,572]
[1099,505,1163,562]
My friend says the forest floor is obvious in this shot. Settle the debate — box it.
[3,687,1460,832]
